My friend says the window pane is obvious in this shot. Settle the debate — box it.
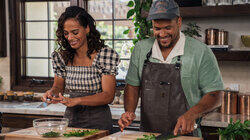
[49,1,70,20]
[116,60,130,80]
[26,22,48,39]
[96,21,112,39]
[115,0,134,19]
[26,59,48,77]
[88,0,112,19]
[114,41,132,59]
[115,21,135,39]
[49,41,60,57]
[25,2,47,20]
[49,59,54,77]
[26,40,48,57]
[104,40,113,48]
[49,22,58,39]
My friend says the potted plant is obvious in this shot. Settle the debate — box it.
[181,22,202,38]
[212,119,250,140]
[0,76,2,86]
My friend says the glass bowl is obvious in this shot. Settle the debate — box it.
[33,118,69,137]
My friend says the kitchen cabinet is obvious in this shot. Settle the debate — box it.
[180,4,250,61]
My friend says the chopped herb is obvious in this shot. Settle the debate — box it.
[137,134,179,140]
[42,131,60,137]
[63,129,99,137]
[137,134,156,140]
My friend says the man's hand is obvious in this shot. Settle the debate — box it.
[118,112,136,132]
[173,112,196,135]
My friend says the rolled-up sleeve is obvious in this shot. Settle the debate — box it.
[198,48,224,94]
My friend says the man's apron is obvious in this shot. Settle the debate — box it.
[140,49,193,135]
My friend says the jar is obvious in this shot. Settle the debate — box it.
[0,91,4,101]
[6,91,14,102]
[24,92,34,101]
[238,93,250,115]
[16,91,25,102]
[221,90,238,114]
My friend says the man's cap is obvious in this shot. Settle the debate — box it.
[147,0,180,21]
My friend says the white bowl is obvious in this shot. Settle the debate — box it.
[33,118,69,137]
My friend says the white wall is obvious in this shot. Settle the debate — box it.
[0,0,10,92]
[183,16,250,93]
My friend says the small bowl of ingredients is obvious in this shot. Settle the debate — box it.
[33,118,69,137]
[16,92,24,102]
[0,91,4,101]
[24,91,34,101]
[6,91,14,102]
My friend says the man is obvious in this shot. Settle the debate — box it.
[118,0,224,137]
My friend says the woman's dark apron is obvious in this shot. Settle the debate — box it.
[63,92,113,132]
[140,49,198,135]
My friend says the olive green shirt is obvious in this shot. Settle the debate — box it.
[125,36,224,108]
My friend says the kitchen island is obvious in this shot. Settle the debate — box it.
[0,101,249,139]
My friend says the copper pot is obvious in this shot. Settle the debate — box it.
[221,90,238,114]
[238,93,250,115]
[205,28,219,45]
[217,29,228,45]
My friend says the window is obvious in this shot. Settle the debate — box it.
[10,0,132,92]
[21,1,70,78]
[87,0,135,80]
[10,0,70,92]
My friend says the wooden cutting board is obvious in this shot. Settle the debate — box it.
[2,127,108,140]
[99,130,202,140]
[99,130,160,140]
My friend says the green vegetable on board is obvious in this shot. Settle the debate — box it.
[42,131,60,137]
[63,129,99,137]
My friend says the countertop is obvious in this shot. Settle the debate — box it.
[0,101,249,128]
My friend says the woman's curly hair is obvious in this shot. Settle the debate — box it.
[56,6,106,65]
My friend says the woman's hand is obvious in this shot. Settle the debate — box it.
[57,93,80,107]
[42,89,61,104]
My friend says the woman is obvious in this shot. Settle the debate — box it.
[42,6,120,132]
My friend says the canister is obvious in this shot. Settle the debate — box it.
[238,93,250,115]
[221,90,238,114]
[205,28,218,45]
[217,29,228,45]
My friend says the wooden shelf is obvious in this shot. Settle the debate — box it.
[213,50,250,61]
[180,4,250,18]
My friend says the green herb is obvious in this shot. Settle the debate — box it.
[213,119,250,140]
[137,134,179,140]
[137,134,156,140]
[63,129,99,137]
[42,131,60,137]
